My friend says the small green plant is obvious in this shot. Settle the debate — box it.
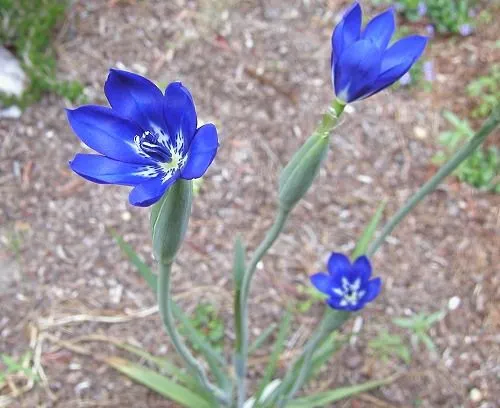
[368,330,412,364]
[393,311,445,352]
[467,65,500,119]
[433,111,500,193]
[0,0,84,107]
[295,285,327,314]
[0,351,39,389]
[183,303,225,353]
[383,0,475,35]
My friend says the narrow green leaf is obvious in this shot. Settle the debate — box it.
[352,200,387,259]
[111,342,197,388]
[288,376,398,408]
[113,232,228,390]
[233,236,246,289]
[248,324,277,355]
[254,311,292,408]
[307,332,346,380]
[111,230,158,292]
[171,302,228,389]
[105,357,214,408]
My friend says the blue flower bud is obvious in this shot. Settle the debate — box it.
[331,2,428,103]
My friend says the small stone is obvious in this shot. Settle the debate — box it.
[469,388,482,402]
[0,105,22,119]
[0,47,27,97]
[413,126,428,139]
[121,211,132,221]
[448,296,461,311]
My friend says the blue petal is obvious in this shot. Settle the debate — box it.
[327,252,351,277]
[69,154,157,186]
[163,82,197,149]
[310,273,332,294]
[380,35,428,73]
[334,39,382,102]
[362,8,395,50]
[363,277,382,303]
[181,124,218,180]
[352,256,372,283]
[66,106,152,165]
[363,35,427,98]
[128,174,179,207]
[104,69,165,130]
[331,2,362,65]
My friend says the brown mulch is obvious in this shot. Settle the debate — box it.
[1,1,499,407]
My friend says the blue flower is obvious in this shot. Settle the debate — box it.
[331,2,428,103]
[310,253,381,311]
[67,69,219,207]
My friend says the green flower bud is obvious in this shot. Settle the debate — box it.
[278,132,330,211]
[151,179,193,264]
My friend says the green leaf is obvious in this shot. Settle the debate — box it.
[233,236,246,289]
[105,357,214,408]
[288,376,399,407]
[248,324,277,355]
[113,232,229,390]
[254,311,292,407]
[352,200,387,259]
[307,332,346,380]
[171,302,228,389]
[110,341,197,388]
[111,230,157,292]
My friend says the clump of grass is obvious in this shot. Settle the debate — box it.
[0,0,84,108]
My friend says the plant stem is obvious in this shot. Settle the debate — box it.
[236,208,290,407]
[235,99,346,407]
[368,104,500,256]
[158,262,229,405]
[274,310,350,408]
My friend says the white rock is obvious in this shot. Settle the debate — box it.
[0,105,22,119]
[0,47,27,97]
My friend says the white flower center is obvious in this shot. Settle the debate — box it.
[332,277,366,307]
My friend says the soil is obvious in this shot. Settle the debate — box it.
[1,0,499,407]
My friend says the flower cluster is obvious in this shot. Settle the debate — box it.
[332,3,427,103]
[311,253,381,311]
[67,69,219,207]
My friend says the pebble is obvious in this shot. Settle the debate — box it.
[413,126,428,139]
[448,296,461,311]
[0,105,22,119]
[0,46,27,97]
[469,388,482,402]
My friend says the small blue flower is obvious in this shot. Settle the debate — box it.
[310,252,381,312]
[331,2,428,103]
[67,69,219,207]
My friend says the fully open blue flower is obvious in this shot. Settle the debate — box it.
[310,253,381,311]
[67,69,219,207]
[332,2,428,103]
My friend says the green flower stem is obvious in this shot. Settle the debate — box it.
[158,261,229,405]
[236,208,290,407]
[367,104,500,256]
[235,99,346,407]
[274,310,350,408]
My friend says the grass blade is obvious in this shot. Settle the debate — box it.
[105,357,215,408]
[288,375,399,408]
[111,230,157,291]
[253,311,292,407]
[248,323,277,355]
[352,200,386,259]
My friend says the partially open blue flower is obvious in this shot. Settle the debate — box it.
[310,253,381,311]
[332,2,428,103]
[67,69,219,207]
